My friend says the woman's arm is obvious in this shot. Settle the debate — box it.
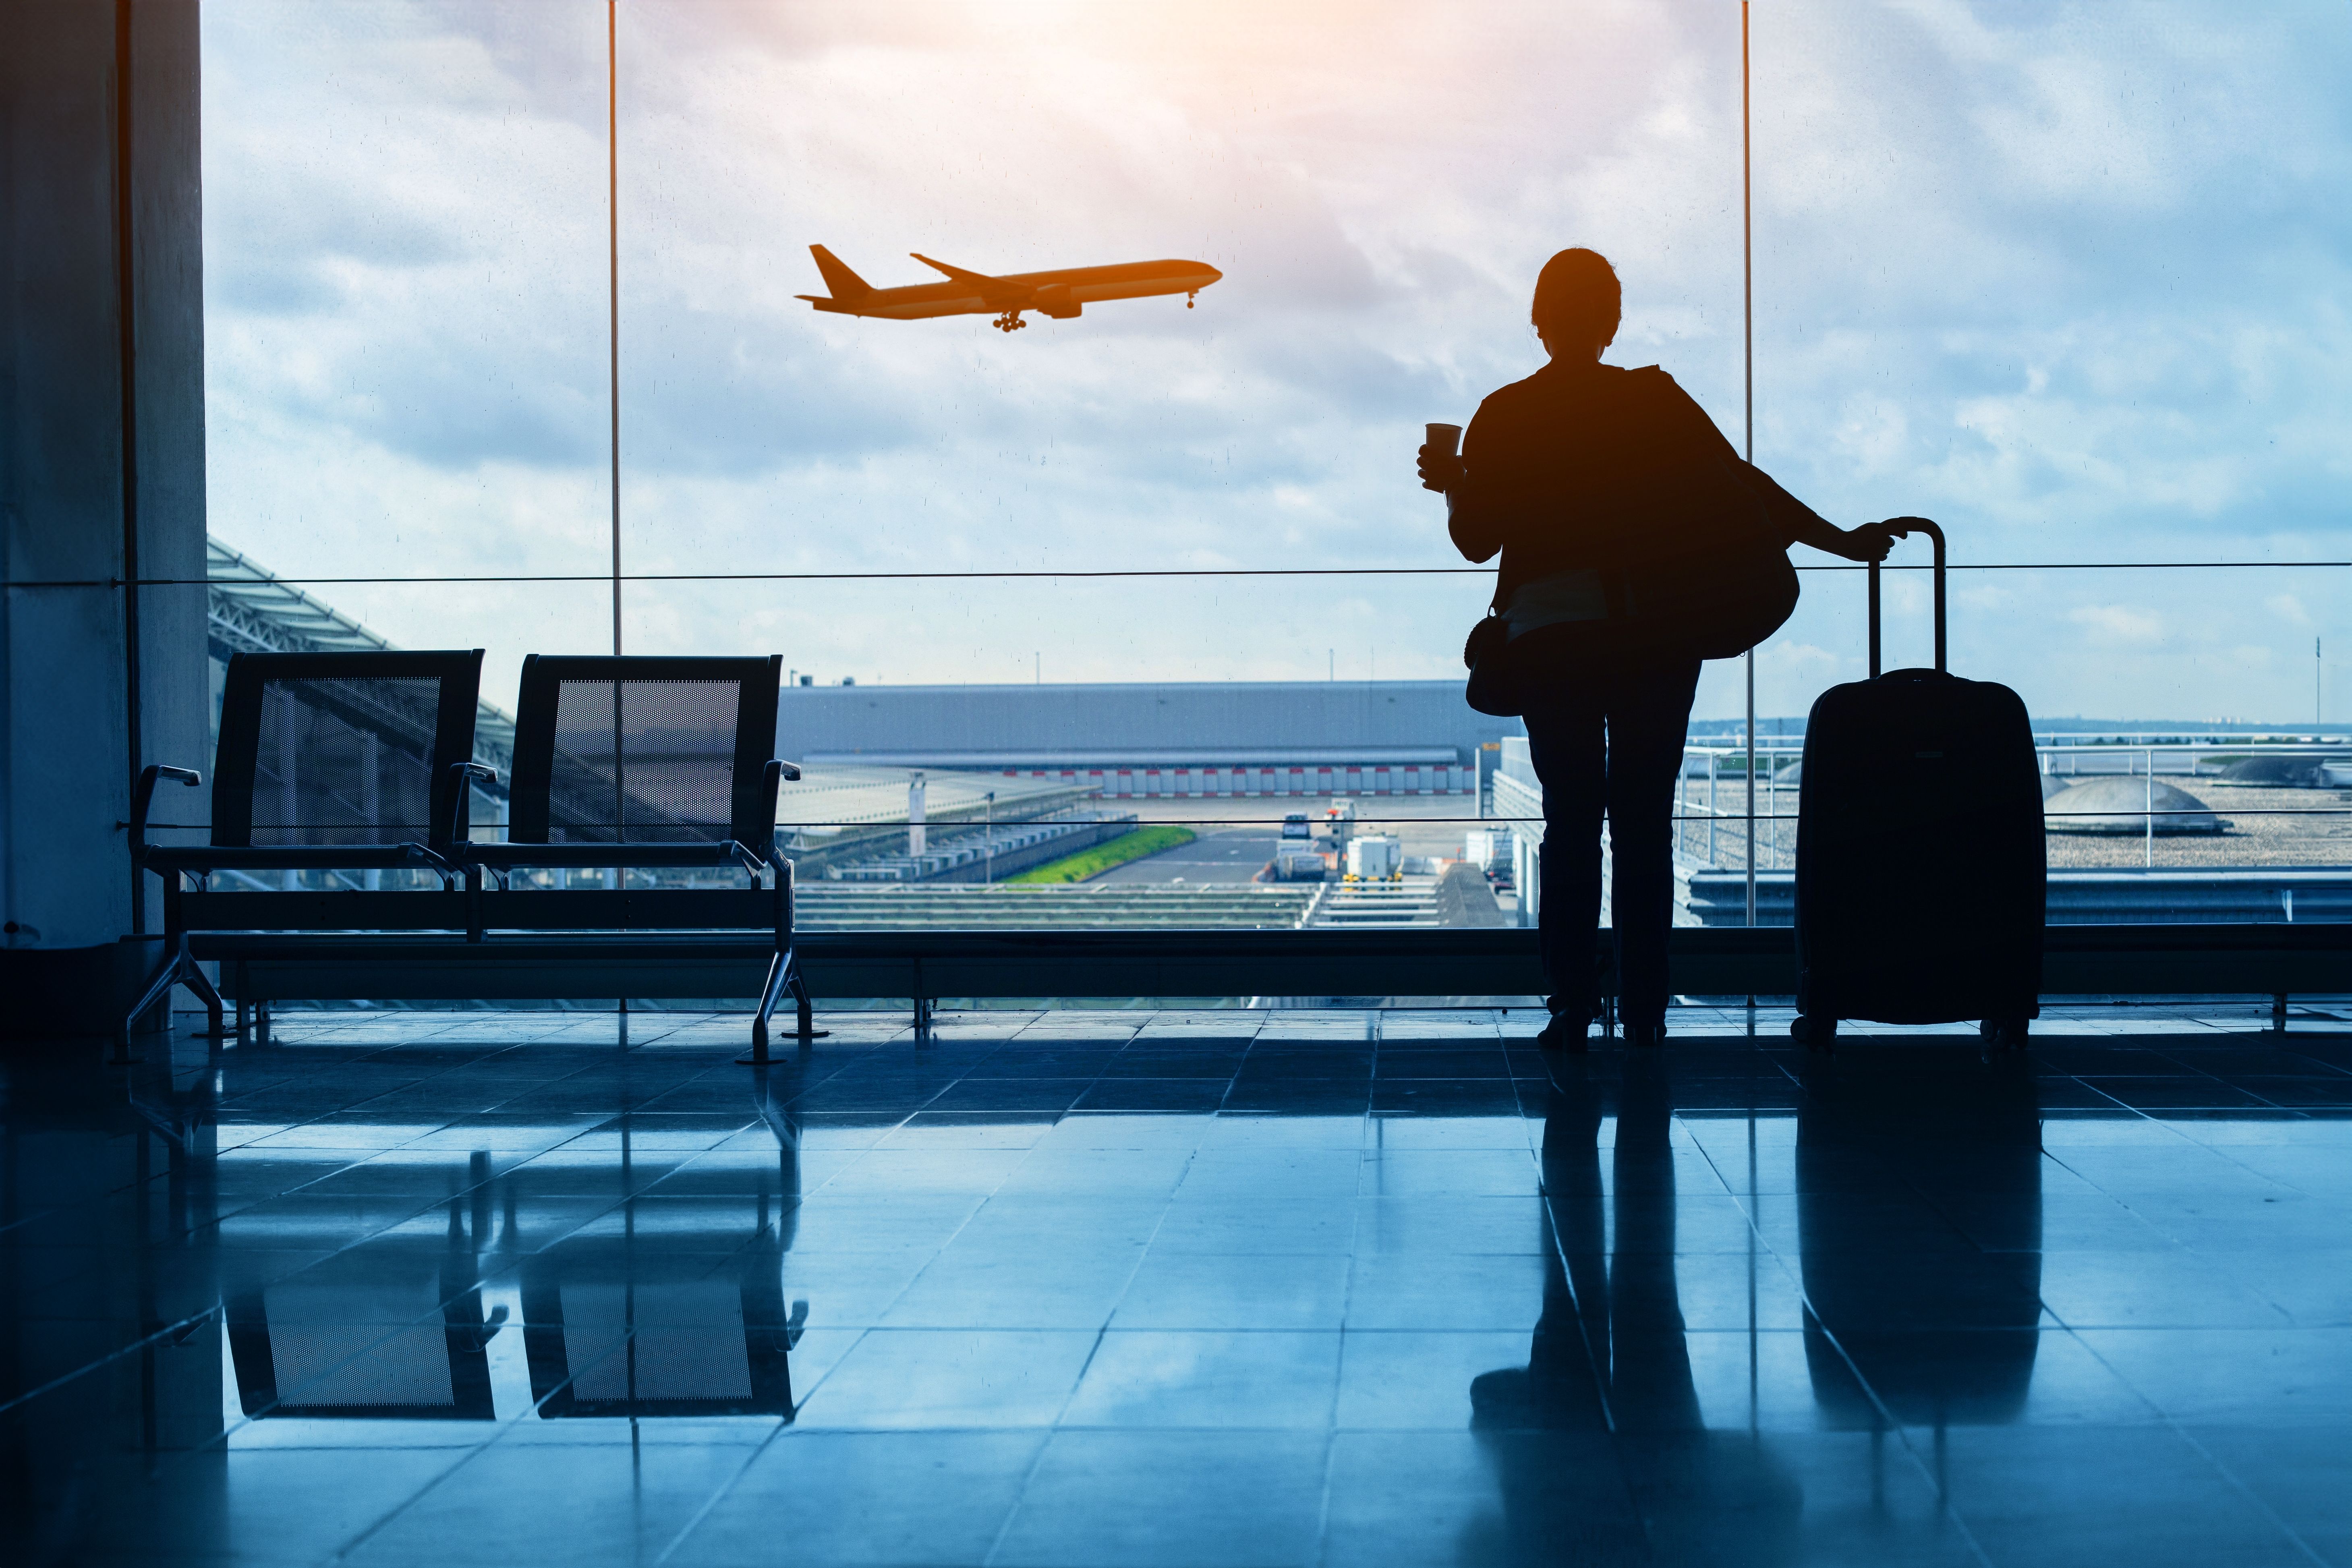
[1649,370,1893,564]
[1421,414,1504,564]
[1735,460,1892,563]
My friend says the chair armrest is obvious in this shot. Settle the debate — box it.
[758,761,800,873]
[131,765,202,862]
[404,842,460,882]
[443,762,498,847]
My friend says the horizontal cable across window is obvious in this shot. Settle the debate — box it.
[15,560,2352,590]
[134,807,2352,831]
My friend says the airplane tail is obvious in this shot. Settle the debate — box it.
[808,245,872,300]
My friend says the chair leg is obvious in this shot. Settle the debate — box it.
[786,969,827,1042]
[738,951,791,1067]
[183,958,233,1041]
[116,944,187,1062]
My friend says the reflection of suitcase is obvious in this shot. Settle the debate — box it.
[1792,520,2043,1048]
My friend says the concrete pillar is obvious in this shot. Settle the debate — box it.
[2,1,208,1035]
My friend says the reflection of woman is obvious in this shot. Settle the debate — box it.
[1421,249,1891,1048]
[1468,1055,1798,1566]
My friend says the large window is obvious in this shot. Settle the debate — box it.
[200,1,2352,944]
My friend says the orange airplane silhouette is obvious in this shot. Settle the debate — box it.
[798,246,1223,333]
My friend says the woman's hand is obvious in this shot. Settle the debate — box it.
[1418,443,1465,494]
[1833,522,1895,563]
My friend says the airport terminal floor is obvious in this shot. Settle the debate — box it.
[7,1003,2351,1567]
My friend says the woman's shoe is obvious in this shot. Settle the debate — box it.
[1536,1012,1591,1051]
[1624,1020,1666,1049]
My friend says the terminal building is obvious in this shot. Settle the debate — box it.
[779,679,1515,797]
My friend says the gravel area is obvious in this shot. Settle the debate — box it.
[2046,783,2352,869]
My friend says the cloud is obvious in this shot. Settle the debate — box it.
[2068,603,2165,645]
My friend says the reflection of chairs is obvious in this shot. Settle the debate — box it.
[526,1094,804,1419]
[1799,1054,2043,1427]
[522,1245,802,1419]
[124,650,489,1048]
[226,1266,504,1421]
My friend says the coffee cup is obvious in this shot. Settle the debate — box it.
[1425,422,1463,458]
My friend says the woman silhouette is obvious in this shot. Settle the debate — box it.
[1421,249,1890,1048]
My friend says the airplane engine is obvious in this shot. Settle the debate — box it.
[1033,285,1083,321]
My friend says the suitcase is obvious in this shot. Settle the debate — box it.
[1791,519,2043,1049]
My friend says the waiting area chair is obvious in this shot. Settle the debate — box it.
[472,654,792,884]
[124,649,491,1048]
[460,653,819,1051]
[139,650,820,1056]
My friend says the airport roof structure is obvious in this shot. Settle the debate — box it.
[206,536,516,779]
[779,678,1516,770]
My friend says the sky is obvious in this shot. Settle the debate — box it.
[199,0,2352,723]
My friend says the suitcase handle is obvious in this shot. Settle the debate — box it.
[1867,516,1945,677]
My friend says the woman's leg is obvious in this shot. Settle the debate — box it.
[1521,686,1608,1024]
[1604,656,1703,1031]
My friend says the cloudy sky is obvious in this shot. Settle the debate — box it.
[200,0,2352,723]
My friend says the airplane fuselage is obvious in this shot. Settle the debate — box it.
[799,251,1222,330]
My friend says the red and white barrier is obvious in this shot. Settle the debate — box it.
[1007,764,1472,797]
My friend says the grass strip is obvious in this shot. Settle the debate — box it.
[1006,825,1198,884]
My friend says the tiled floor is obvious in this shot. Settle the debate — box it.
[7,1003,2352,1566]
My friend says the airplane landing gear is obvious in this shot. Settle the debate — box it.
[993,311,1027,332]
[1186,290,1197,309]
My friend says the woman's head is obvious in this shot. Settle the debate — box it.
[1531,248,1621,356]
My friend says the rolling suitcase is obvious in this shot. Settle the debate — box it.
[1791,519,2043,1049]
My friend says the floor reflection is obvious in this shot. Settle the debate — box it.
[1473,1055,1802,1566]
[215,1097,812,1427]
[1799,1053,2043,1431]
[6,1007,2349,1567]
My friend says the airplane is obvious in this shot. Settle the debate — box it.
[797,246,1223,333]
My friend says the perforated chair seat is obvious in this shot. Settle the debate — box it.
[143,843,457,874]
[466,839,775,875]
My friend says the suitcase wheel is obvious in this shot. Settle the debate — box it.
[1979,1017,2031,1053]
[1790,1013,1837,1050]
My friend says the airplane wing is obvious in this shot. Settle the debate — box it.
[911,253,1034,309]
[910,253,999,286]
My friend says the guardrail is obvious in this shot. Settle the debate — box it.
[200,922,2352,1039]
[1664,738,2352,872]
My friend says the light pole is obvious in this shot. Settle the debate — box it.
[984,790,995,883]
[1741,0,1757,932]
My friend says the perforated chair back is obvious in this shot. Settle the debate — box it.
[508,656,783,850]
[211,651,485,850]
